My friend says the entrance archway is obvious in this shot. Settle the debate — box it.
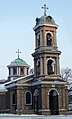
[49,90,59,115]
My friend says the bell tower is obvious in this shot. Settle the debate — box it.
[32,5,61,79]
[32,5,68,115]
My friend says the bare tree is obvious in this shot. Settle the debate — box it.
[61,68,72,84]
[29,68,34,74]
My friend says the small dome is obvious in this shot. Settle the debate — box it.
[36,15,55,25]
[8,58,29,67]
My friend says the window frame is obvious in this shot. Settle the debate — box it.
[25,91,32,105]
[46,31,53,46]
[47,58,55,75]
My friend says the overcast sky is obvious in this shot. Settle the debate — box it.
[0,0,72,79]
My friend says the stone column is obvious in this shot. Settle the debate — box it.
[35,33,37,48]
[54,62,56,75]
[65,88,68,109]
[40,57,43,75]
[62,89,66,109]
[11,68,13,76]
[41,30,44,46]
[41,87,46,109]
[24,67,27,75]
[19,67,20,75]
[21,89,24,111]
[47,93,50,110]
[40,30,42,46]
[44,57,47,75]
[57,56,60,75]
[16,89,22,113]
[17,67,19,75]
[58,88,62,110]
[17,67,20,75]
[34,59,36,76]
[53,30,57,47]
[10,91,13,111]
[44,29,46,46]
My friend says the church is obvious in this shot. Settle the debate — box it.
[0,5,68,115]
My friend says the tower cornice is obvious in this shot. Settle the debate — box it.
[33,23,58,31]
[32,50,61,57]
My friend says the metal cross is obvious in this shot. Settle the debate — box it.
[42,4,48,16]
[16,49,21,58]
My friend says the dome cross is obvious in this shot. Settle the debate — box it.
[42,4,48,16]
[16,49,21,58]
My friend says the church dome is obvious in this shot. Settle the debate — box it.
[8,58,29,67]
[36,15,55,26]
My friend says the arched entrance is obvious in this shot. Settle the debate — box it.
[49,90,59,115]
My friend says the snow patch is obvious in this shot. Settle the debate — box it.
[0,114,72,119]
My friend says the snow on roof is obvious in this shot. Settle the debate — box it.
[5,74,34,86]
[0,84,7,92]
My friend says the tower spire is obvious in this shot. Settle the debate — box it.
[42,4,48,16]
[16,49,21,58]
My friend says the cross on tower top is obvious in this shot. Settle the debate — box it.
[16,49,21,58]
[42,4,48,16]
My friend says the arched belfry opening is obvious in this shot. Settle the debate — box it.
[46,33,52,46]
[47,59,54,75]
[49,90,59,115]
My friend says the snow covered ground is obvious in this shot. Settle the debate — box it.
[0,114,72,119]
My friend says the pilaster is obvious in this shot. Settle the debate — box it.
[11,68,13,76]
[44,57,47,75]
[16,89,22,112]
[40,57,43,75]
[10,91,13,111]
[57,56,60,75]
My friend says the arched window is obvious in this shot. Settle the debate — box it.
[25,91,32,105]
[46,33,52,46]
[47,59,54,75]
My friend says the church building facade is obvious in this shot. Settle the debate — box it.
[0,5,68,115]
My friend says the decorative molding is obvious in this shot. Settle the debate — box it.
[48,88,59,95]
[45,31,53,37]
[38,109,50,112]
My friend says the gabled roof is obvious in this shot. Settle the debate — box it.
[5,74,34,86]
